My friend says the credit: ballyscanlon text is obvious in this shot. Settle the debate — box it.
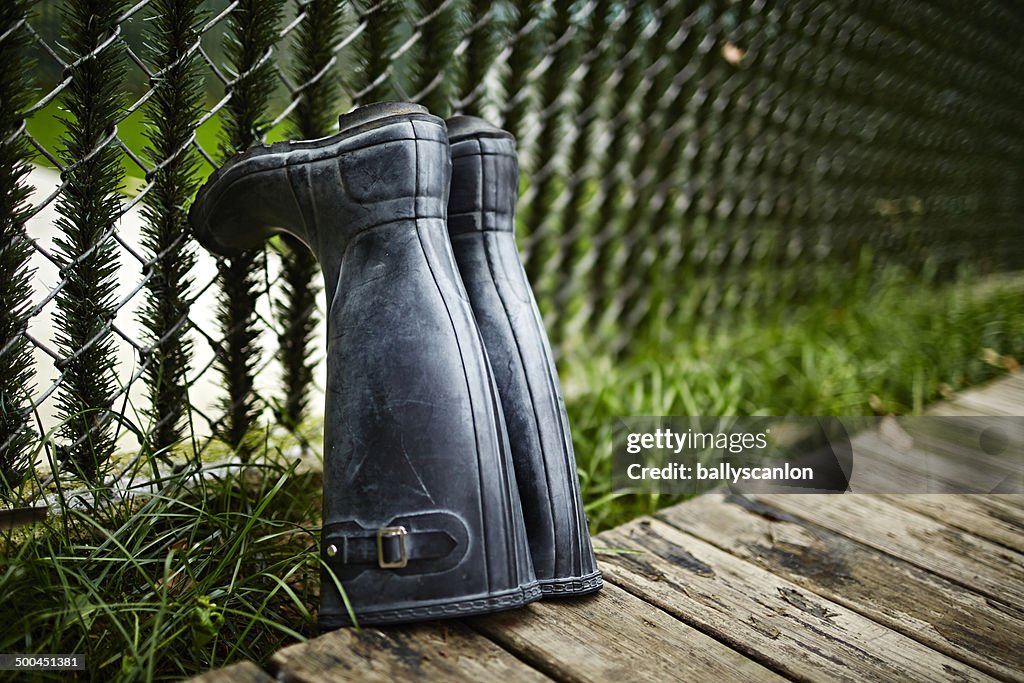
[626,462,814,483]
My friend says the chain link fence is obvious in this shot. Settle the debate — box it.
[2,0,1022,496]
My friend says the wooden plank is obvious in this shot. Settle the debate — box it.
[950,376,1024,417]
[845,431,957,493]
[847,429,1021,494]
[0,506,48,531]
[657,493,1024,682]
[271,622,551,683]
[879,494,1024,552]
[471,581,782,683]
[753,494,1024,608]
[185,661,275,683]
[987,494,1024,512]
[926,402,996,418]
[597,517,997,682]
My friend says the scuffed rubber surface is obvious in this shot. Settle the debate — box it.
[189,103,539,628]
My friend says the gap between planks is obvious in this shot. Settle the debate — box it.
[878,494,1024,553]
[597,515,998,683]
[468,581,782,683]
[270,620,551,682]
[657,493,1024,682]
[266,580,782,682]
[749,494,1024,609]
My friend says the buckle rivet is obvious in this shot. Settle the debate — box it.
[326,543,338,557]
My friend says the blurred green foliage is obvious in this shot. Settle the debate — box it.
[564,261,1024,530]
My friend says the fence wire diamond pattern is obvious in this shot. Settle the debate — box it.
[1,0,1022,497]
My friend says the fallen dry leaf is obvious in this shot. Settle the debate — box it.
[722,41,746,65]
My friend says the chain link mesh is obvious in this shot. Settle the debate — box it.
[2,0,1022,491]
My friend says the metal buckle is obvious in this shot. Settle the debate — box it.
[376,526,409,568]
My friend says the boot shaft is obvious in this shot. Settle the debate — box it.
[445,115,602,594]
[190,103,540,627]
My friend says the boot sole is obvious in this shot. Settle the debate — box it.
[538,569,604,597]
[318,581,542,629]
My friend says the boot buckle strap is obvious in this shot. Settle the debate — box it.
[323,512,467,573]
[377,526,408,568]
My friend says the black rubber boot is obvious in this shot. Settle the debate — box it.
[189,102,540,627]
[446,115,602,597]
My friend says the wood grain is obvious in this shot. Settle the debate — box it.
[471,581,781,683]
[950,375,1024,417]
[271,622,550,682]
[847,429,1020,494]
[752,494,1024,608]
[184,661,274,683]
[879,494,1024,552]
[598,517,997,682]
[658,493,1024,681]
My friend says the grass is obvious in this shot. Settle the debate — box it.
[563,261,1024,529]
[1,261,1022,680]
[1,447,324,682]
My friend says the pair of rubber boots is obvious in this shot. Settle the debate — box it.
[189,102,601,627]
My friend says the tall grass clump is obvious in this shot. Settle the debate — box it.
[499,0,543,142]
[215,0,284,459]
[552,0,613,343]
[411,0,459,117]
[0,0,37,494]
[565,263,1024,530]
[275,0,344,432]
[0,451,322,682]
[587,0,645,329]
[52,0,129,480]
[138,0,206,462]
[520,0,577,306]
[617,0,692,334]
[455,0,499,117]
[636,9,711,337]
[1,430,323,679]
[353,0,403,105]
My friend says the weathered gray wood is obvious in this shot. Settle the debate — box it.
[753,494,1024,608]
[197,376,1024,683]
[657,493,1024,681]
[185,661,274,683]
[986,493,1024,512]
[471,581,782,683]
[847,429,1020,494]
[926,402,996,418]
[879,494,1024,552]
[271,622,551,682]
[598,517,997,682]
[950,375,1024,417]
[846,431,955,493]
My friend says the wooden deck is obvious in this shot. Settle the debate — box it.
[189,375,1023,683]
